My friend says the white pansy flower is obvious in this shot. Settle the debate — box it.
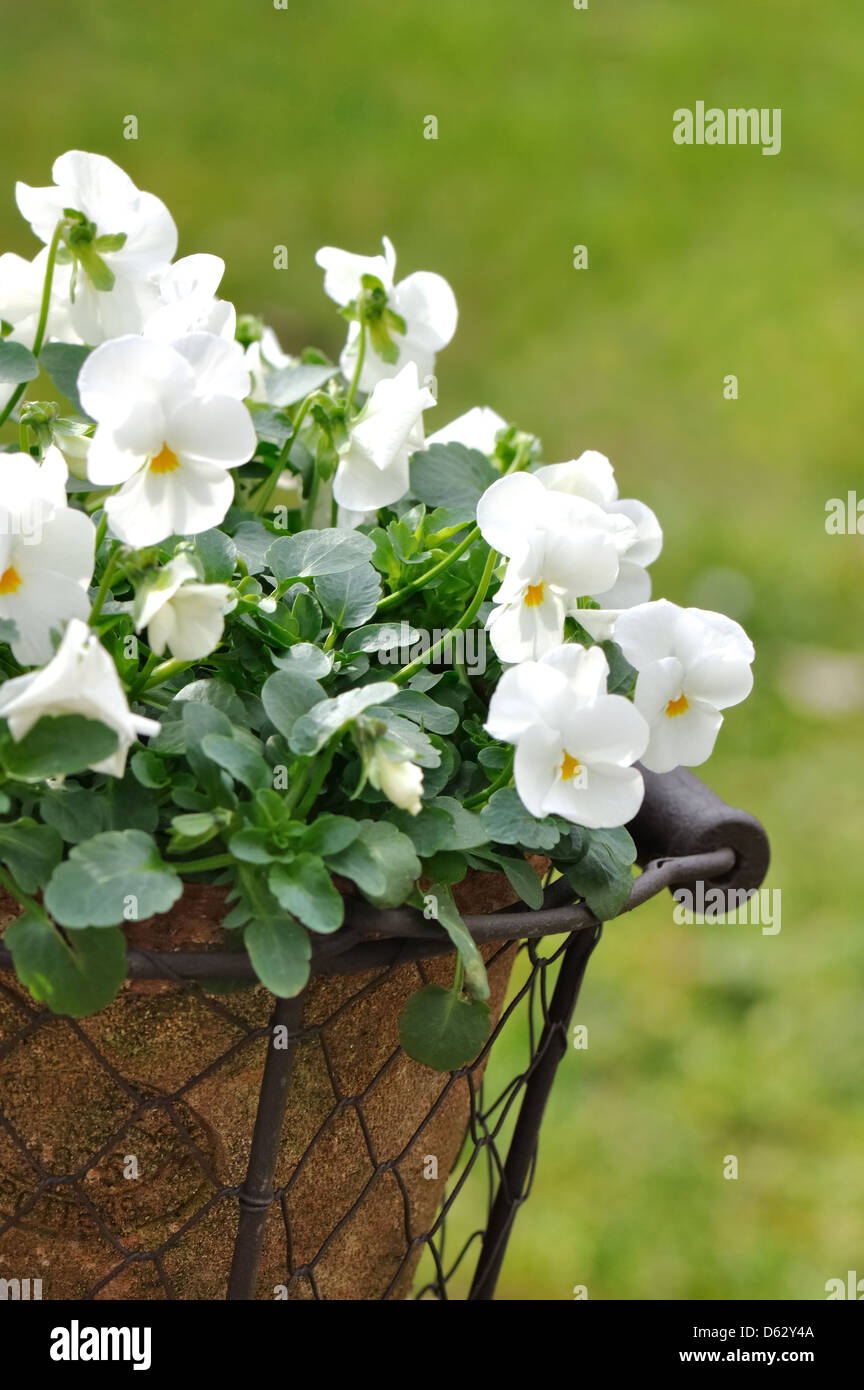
[426,405,507,455]
[16,150,177,343]
[144,254,236,342]
[0,618,159,777]
[244,326,295,404]
[366,741,424,815]
[535,450,662,607]
[0,449,95,666]
[613,599,755,774]
[334,361,435,512]
[485,643,648,829]
[135,555,231,660]
[316,236,457,392]
[477,472,635,664]
[79,332,256,547]
[0,249,76,347]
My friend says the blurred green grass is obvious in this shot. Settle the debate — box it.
[2,0,862,1299]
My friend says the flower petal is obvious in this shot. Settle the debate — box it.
[476,472,548,555]
[390,271,458,351]
[166,394,256,466]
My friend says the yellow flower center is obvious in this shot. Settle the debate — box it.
[149,445,180,474]
[666,693,689,718]
[0,566,22,595]
[561,750,582,781]
[524,582,545,607]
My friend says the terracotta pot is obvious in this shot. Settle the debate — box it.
[0,861,546,1301]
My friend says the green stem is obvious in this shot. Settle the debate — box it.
[346,322,367,410]
[128,649,161,699]
[88,542,122,624]
[426,520,473,545]
[463,750,514,810]
[93,511,109,555]
[0,864,53,926]
[167,854,235,874]
[250,390,323,517]
[394,546,498,684]
[0,218,65,430]
[452,954,465,997]
[377,525,482,613]
[295,741,338,818]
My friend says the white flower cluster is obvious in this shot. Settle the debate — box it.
[433,409,754,825]
[0,150,755,833]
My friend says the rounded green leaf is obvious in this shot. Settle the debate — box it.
[6,913,126,1017]
[399,984,491,1071]
[268,854,344,933]
[44,830,183,928]
[268,528,375,579]
[244,915,311,997]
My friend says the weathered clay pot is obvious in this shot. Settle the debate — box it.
[0,862,545,1301]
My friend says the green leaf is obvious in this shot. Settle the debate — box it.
[244,915,311,996]
[265,361,339,407]
[168,810,232,852]
[201,733,271,791]
[560,826,637,920]
[228,827,278,863]
[261,669,325,740]
[249,404,293,446]
[314,562,382,628]
[0,340,39,384]
[106,772,160,832]
[39,342,92,415]
[469,848,545,909]
[399,984,490,1071]
[232,520,277,575]
[479,787,562,851]
[342,622,420,655]
[195,528,238,582]
[44,829,183,928]
[131,750,171,789]
[6,913,126,1017]
[268,528,375,579]
[299,814,360,856]
[176,677,249,724]
[422,883,489,1000]
[0,617,19,646]
[387,805,455,858]
[289,681,398,755]
[601,640,637,697]
[409,443,498,515]
[270,642,332,680]
[325,818,421,908]
[93,231,128,253]
[268,853,344,933]
[40,787,108,844]
[364,710,440,769]
[428,797,488,849]
[291,589,324,642]
[0,819,63,893]
[369,689,459,735]
[0,715,118,781]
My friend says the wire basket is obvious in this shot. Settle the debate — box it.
[0,766,769,1300]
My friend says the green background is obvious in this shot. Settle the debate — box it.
[2,0,862,1299]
